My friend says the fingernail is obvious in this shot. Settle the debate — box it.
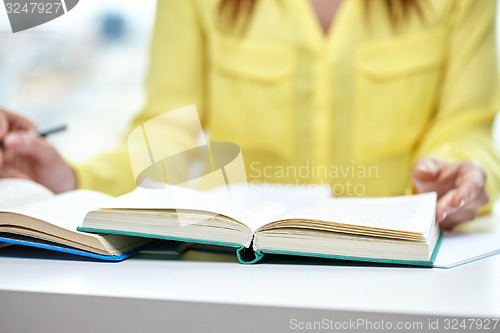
[421,162,437,175]
[5,134,20,147]
[419,165,429,172]
[441,211,447,221]
[459,199,465,208]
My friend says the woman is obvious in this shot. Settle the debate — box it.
[0,0,498,230]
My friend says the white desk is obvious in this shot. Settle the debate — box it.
[0,242,499,333]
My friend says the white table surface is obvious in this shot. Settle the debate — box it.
[1,246,500,315]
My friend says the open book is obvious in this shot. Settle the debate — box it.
[0,179,151,260]
[79,184,442,266]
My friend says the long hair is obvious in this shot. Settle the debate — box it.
[219,0,424,33]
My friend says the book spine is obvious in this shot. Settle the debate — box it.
[236,246,264,264]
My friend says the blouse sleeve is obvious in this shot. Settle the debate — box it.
[410,0,500,213]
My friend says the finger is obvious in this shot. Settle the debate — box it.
[436,189,458,222]
[434,163,464,198]
[0,162,32,179]
[412,158,451,195]
[440,208,478,230]
[435,162,461,184]
[3,131,52,163]
[412,157,444,182]
[0,111,8,139]
[0,168,32,180]
[439,190,488,229]
[450,162,487,208]
[414,163,461,198]
[1,108,37,132]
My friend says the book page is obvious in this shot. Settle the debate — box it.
[274,192,437,234]
[204,182,333,230]
[2,190,113,233]
[100,183,332,231]
[99,185,288,231]
[0,178,54,209]
[216,182,332,206]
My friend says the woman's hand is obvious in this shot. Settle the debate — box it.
[412,156,489,230]
[0,108,77,193]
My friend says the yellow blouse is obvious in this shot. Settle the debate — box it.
[73,0,500,212]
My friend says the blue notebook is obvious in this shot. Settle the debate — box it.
[0,179,152,261]
[78,187,441,266]
[0,233,147,261]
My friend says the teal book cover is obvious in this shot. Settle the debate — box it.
[77,227,443,266]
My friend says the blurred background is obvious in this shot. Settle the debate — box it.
[0,0,499,163]
[0,0,156,161]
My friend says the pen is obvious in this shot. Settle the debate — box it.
[0,124,67,148]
